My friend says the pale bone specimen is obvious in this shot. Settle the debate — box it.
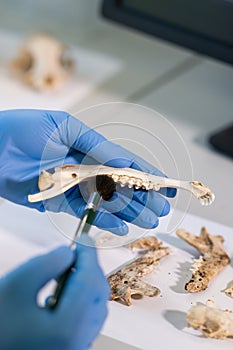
[222,281,233,299]
[187,301,233,339]
[108,236,170,306]
[28,164,215,206]
[130,236,162,251]
[176,227,230,292]
[10,34,74,91]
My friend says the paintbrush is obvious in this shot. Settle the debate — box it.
[47,174,116,310]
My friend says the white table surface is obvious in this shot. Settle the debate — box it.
[0,201,232,350]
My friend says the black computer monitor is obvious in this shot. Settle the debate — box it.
[102,0,233,65]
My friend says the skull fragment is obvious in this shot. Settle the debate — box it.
[10,34,74,91]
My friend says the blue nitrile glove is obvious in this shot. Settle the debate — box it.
[0,239,109,350]
[0,109,176,235]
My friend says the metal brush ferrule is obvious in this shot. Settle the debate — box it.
[86,192,102,211]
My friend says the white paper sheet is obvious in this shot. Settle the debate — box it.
[99,215,233,350]
[0,30,122,111]
[0,199,232,349]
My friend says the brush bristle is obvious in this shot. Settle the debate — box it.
[96,175,116,201]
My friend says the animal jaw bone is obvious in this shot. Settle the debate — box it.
[222,281,233,299]
[10,34,74,91]
[176,227,230,292]
[108,237,170,306]
[187,302,233,339]
[28,164,215,206]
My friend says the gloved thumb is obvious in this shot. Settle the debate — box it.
[3,246,74,300]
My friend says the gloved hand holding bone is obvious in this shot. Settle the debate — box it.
[0,109,176,234]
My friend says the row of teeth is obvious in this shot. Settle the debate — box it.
[110,174,161,191]
[191,256,204,273]
[199,192,215,206]
[110,174,214,206]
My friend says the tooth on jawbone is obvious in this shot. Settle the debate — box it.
[142,182,150,190]
[128,178,134,185]
[112,174,119,182]
[127,178,136,188]
[119,175,129,184]
[136,179,142,187]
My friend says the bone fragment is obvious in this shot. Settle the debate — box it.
[187,302,233,339]
[108,237,170,306]
[222,281,233,299]
[130,236,162,251]
[176,227,230,292]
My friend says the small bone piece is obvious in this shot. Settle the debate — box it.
[222,281,233,299]
[28,164,215,206]
[187,302,233,339]
[108,237,170,306]
[130,236,162,251]
[10,34,74,91]
[176,227,230,292]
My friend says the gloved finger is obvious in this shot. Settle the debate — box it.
[111,185,170,217]
[72,187,159,231]
[64,149,85,164]
[4,246,74,300]
[44,188,128,235]
[56,114,153,170]
[63,186,159,231]
[59,237,109,315]
[65,192,127,236]
[49,112,134,168]
[157,187,177,198]
[67,196,129,235]
[92,210,128,235]
[132,189,170,217]
[103,191,159,229]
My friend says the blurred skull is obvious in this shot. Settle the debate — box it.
[10,34,74,91]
